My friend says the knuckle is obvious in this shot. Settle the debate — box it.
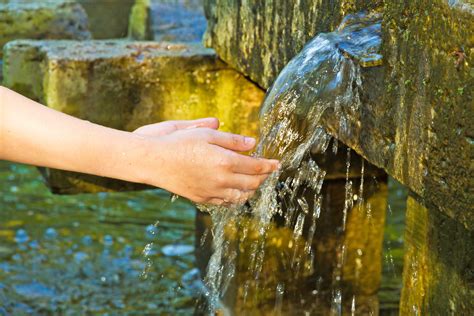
[218,156,232,169]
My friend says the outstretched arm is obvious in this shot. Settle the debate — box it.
[0,86,279,205]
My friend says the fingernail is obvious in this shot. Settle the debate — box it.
[244,137,256,145]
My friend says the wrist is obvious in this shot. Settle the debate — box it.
[126,133,168,189]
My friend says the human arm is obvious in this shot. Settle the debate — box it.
[0,86,279,205]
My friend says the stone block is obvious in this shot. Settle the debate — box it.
[0,1,90,59]
[203,0,383,88]
[128,0,207,42]
[77,0,135,39]
[3,40,265,193]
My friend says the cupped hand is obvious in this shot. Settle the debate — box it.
[135,119,280,206]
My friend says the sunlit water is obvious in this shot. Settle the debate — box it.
[198,12,400,315]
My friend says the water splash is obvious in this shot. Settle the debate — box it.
[200,12,382,313]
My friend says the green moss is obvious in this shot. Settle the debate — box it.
[401,195,473,314]
[0,1,90,58]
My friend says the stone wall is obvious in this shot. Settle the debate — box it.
[203,0,383,88]
[203,0,473,231]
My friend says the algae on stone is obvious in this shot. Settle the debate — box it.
[401,195,473,314]
[203,0,383,88]
[3,40,264,193]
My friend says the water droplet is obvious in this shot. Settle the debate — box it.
[145,224,158,239]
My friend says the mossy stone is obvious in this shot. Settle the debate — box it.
[0,1,90,59]
[3,40,265,193]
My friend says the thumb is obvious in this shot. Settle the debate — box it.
[208,130,256,152]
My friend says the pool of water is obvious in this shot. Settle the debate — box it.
[0,161,200,315]
[0,161,406,315]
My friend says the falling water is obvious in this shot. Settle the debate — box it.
[199,12,382,314]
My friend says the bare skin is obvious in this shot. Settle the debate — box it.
[0,86,279,205]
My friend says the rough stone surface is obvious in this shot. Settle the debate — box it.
[203,0,383,88]
[77,0,135,39]
[401,194,473,314]
[3,40,264,193]
[0,1,90,59]
[204,0,473,230]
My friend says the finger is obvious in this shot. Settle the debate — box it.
[230,154,280,175]
[229,174,269,191]
[207,130,256,152]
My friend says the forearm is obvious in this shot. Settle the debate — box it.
[0,86,154,184]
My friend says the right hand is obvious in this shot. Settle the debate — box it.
[138,120,280,205]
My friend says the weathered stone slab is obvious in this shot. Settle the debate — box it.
[128,0,207,42]
[204,0,473,230]
[203,0,383,88]
[3,40,265,193]
[401,194,473,314]
[0,1,90,59]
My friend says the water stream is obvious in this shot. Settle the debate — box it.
[200,12,383,314]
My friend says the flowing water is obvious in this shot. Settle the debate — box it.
[199,12,384,314]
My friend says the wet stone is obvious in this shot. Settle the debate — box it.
[13,282,56,300]
[203,0,473,229]
[203,0,383,88]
